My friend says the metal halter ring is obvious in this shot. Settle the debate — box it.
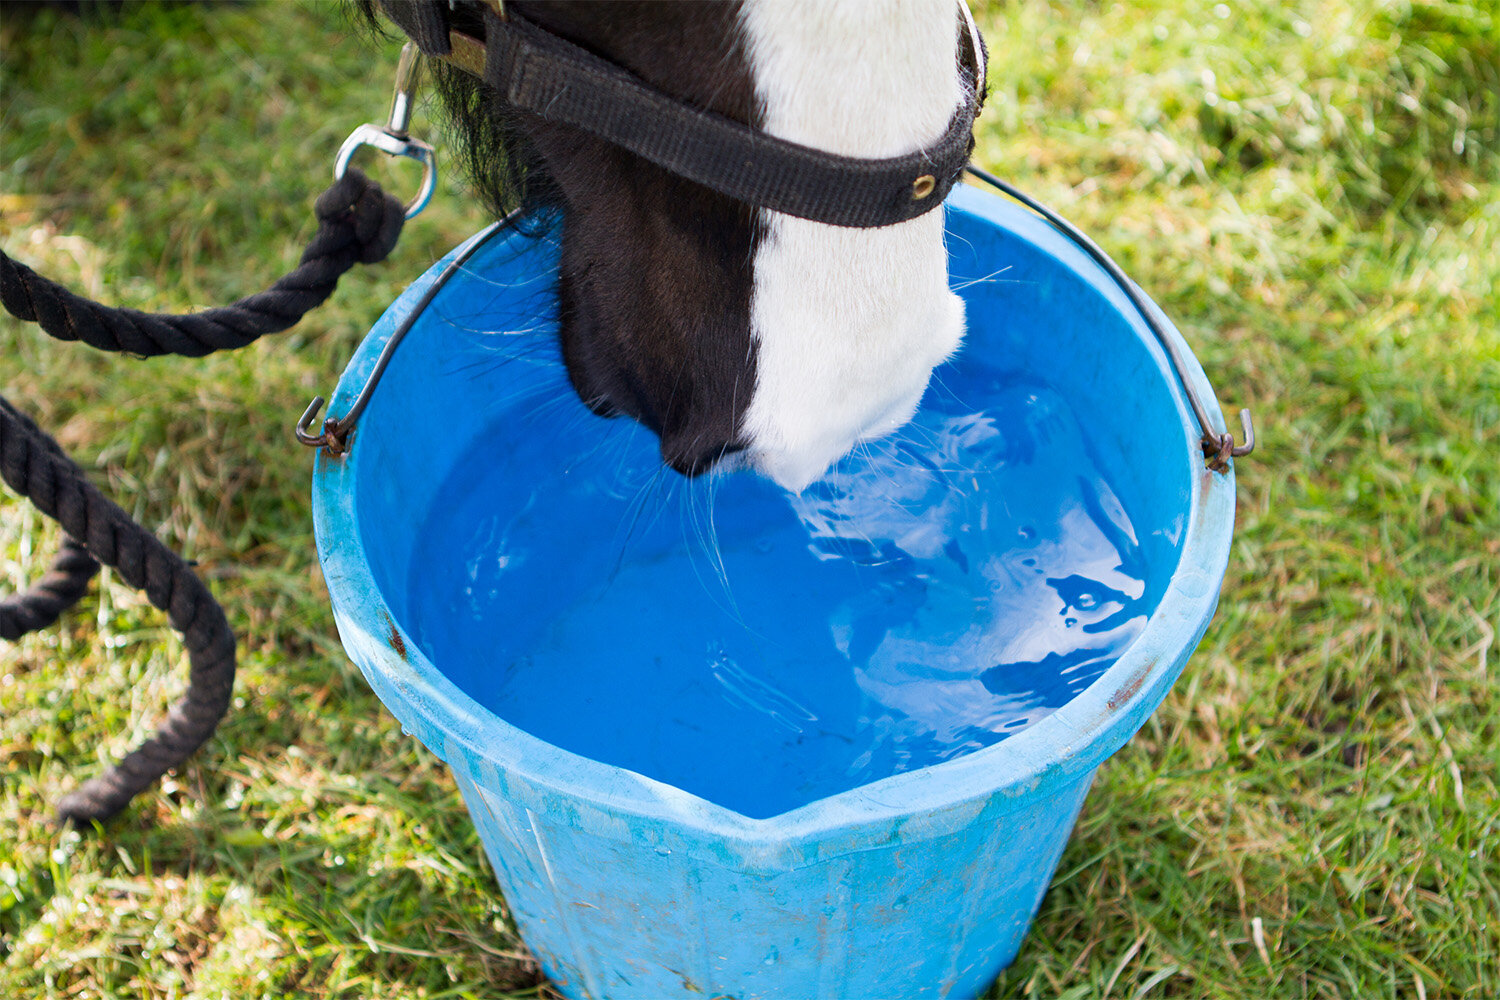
[334,42,437,220]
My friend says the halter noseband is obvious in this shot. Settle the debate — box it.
[376,0,986,229]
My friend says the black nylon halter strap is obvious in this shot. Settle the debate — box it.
[379,0,983,229]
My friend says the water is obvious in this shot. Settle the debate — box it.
[403,375,1158,819]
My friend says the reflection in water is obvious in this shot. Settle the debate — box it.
[406,378,1161,819]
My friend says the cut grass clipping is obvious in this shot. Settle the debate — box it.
[2,1,1496,998]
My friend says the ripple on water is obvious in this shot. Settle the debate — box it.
[405,377,1157,819]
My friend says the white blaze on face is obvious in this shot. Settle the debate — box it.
[738,0,970,492]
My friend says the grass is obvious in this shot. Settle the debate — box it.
[1,0,1495,997]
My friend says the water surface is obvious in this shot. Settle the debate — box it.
[405,375,1156,818]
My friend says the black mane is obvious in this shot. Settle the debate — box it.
[350,0,560,222]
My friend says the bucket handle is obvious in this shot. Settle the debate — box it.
[964,165,1254,473]
[296,219,505,456]
[299,163,1257,472]
[299,39,505,456]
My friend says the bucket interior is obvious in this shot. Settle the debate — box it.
[336,186,1200,820]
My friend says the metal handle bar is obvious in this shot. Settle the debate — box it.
[296,220,505,455]
[963,164,1254,472]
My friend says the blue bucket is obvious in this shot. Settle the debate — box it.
[312,182,1235,999]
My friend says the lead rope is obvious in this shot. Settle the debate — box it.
[0,167,407,825]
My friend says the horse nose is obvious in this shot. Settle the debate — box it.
[660,433,744,478]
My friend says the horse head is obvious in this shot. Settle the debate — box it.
[376,0,984,491]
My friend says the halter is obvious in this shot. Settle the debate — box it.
[374,0,987,229]
[317,2,1251,465]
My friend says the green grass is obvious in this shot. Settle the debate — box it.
[2,1,1495,997]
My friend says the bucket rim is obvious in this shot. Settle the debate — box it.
[312,182,1236,861]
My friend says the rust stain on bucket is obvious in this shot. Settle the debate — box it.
[1107,659,1154,711]
[383,611,408,660]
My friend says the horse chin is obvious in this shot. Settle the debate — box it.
[739,224,967,492]
[745,374,932,493]
[743,300,964,493]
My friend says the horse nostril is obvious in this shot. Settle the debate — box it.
[661,437,745,478]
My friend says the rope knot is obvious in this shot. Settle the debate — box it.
[315,168,405,265]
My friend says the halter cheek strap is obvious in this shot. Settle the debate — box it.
[376,0,986,229]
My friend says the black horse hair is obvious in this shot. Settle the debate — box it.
[349,1,562,229]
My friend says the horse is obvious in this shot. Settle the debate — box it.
[364,0,986,491]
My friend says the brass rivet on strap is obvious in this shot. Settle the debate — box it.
[912,174,937,199]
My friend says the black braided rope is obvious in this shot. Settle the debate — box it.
[0,168,403,357]
[0,398,236,825]
[1,168,406,825]
[1,404,102,641]
[0,537,98,641]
